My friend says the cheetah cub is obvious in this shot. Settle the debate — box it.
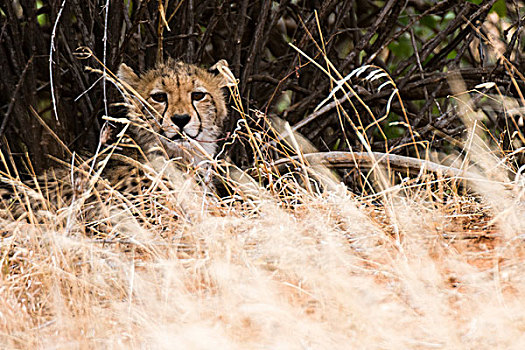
[118,58,230,165]
[0,60,231,228]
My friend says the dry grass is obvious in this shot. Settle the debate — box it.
[1,48,525,350]
[1,153,524,349]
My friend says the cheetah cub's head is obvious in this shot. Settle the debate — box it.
[118,59,229,164]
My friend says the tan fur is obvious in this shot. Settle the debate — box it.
[118,59,229,165]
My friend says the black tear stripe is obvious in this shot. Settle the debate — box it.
[161,102,168,123]
[189,99,206,139]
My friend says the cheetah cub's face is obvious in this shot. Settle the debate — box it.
[118,59,228,163]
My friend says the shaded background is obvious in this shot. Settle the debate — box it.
[0,0,523,173]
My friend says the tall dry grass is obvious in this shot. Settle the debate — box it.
[1,41,525,350]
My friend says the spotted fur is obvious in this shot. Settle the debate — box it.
[0,60,229,231]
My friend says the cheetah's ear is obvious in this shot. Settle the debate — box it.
[208,59,235,88]
[118,63,140,90]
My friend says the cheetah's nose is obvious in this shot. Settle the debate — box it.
[171,114,191,130]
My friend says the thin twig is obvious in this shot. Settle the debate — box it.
[103,0,110,118]
[291,94,352,133]
[0,56,34,138]
[49,0,68,122]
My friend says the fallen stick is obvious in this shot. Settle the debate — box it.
[271,151,478,179]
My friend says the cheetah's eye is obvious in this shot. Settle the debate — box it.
[150,92,167,103]
[191,91,206,102]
